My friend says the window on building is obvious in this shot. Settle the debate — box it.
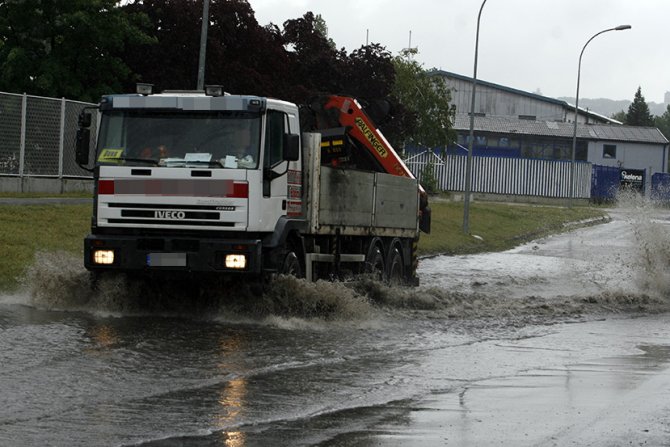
[603,144,617,159]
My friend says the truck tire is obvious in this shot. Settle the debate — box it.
[365,240,385,281]
[386,245,404,286]
[280,251,303,277]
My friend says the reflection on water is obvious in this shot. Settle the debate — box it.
[217,377,248,425]
[87,323,120,350]
[216,332,248,447]
[220,430,246,447]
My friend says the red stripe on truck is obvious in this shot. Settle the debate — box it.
[97,179,248,197]
[98,180,115,195]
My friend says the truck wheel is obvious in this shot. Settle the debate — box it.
[365,242,385,281]
[386,246,404,286]
[280,251,303,278]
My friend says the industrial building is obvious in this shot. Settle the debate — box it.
[430,70,669,195]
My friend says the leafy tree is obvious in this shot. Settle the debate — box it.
[391,49,456,151]
[0,0,153,101]
[420,155,439,194]
[343,43,395,100]
[611,110,626,123]
[625,86,654,126]
[122,0,289,97]
[339,43,404,147]
[122,0,206,91]
[313,13,336,50]
[281,11,347,103]
[0,0,419,147]
[654,104,670,140]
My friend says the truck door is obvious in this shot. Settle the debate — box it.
[259,110,291,228]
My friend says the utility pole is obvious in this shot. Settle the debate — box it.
[196,0,210,90]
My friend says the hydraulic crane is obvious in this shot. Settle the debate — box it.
[306,95,431,234]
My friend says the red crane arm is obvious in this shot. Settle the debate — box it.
[322,95,416,180]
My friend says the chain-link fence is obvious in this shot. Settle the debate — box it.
[0,91,96,179]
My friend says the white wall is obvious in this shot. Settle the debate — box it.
[587,141,667,191]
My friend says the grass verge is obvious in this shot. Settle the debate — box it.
[0,204,90,291]
[418,199,605,256]
[0,199,607,291]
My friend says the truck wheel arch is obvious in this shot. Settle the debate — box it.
[267,216,307,249]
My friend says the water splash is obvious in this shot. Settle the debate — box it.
[22,251,92,309]
[19,252,374,322]
[615,189,670,296]
[17,192,670,329]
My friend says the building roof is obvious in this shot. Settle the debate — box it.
[432,70,620,125]
[453,115,669,145]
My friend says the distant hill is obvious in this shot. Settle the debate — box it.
[557,97,668,119]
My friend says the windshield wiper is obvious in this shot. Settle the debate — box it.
[116,157,160,166]
[182,160,224,167]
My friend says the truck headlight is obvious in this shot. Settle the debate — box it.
[225,254,247,269]
[93,249,115,265]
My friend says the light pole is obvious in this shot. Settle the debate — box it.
[463,0,487,234]
[568,24,631,207]
[196,0,211,90]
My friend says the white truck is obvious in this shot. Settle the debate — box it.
[75,85,430,284]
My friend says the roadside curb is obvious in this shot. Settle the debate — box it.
[562,215,612,228]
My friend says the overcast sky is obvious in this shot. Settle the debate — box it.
[251,0,668,104]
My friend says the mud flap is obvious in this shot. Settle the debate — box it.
[419,205,431,234]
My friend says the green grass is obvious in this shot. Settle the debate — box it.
[0,204,90,291]
[419,199,605,255]
[0,198,607,291]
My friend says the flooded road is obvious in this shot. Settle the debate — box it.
[2,200,670,446]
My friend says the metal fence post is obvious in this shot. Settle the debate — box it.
[58,97,66,191]
[19,93,27,191]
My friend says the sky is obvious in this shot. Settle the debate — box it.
[250,0,669,104]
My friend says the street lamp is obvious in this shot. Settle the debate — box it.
[463,0,488,234]
[568,24,631,207]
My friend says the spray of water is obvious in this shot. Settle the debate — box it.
[19,252,375,322]
[17,193,670,327]
[22,251,92,309]
[616,189,670,296]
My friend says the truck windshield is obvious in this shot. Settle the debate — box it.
[96,110,261,169]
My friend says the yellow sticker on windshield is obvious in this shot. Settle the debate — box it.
[98,148,124,163]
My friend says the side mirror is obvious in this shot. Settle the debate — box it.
[75,128,91,166]
[283,134,300,161]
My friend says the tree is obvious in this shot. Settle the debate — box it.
[281,11,347,103]
[611,110,626,123]
[654,104,670,140]
[0,0,153,101]
[342,43,395,100]
[313,13,336,50]
[625,86,654,126]
[0,1,415,144]
[122,0,289,97]
[391,49,456,151]
[420,155,439,194]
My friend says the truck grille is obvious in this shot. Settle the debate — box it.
[100,202,241,228]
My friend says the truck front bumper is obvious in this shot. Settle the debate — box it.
[84,234,263,275]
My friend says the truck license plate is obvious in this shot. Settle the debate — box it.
[147,253,187,267]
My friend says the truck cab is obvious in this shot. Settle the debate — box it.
[77,87,302,276]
